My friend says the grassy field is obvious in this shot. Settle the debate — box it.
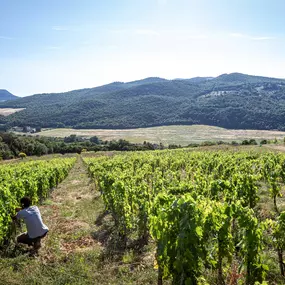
[34,125,285,146]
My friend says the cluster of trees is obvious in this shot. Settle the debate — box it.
[0,133,165,160]
[1,73,285,131]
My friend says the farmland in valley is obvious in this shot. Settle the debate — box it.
[35,125,285,145]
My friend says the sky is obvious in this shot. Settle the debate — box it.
[1,0,285,96]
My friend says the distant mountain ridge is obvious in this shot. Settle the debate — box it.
[0,90,18,102]
[1,73,285,131]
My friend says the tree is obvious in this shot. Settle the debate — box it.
[90,136,100,144]
[34,142,48,156]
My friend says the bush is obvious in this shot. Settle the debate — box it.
[242,139,257,145]
[18,152,27,159]
[201,141,216,146]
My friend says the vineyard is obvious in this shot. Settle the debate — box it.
[0,157,76,245]
[84,149,285,285]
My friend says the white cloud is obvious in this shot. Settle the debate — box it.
[251,36,275,41]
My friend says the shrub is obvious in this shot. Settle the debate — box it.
[19,152,27,159]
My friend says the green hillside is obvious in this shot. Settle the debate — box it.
[1,73,285,130]
[0,89,18,102]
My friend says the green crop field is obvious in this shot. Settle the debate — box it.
[2,147,285,285]
[84,148,285,284]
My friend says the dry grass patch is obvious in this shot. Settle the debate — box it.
[34,125,285,146]
[0,108,25,116]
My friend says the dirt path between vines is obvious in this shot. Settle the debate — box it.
[38,156,104,262]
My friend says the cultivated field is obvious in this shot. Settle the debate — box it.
[2,147,285,284]
[35,125,285,145]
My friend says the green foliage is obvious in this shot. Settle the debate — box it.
[18,152,26,159]
[0,157,76,244]
[90,136,100,144]
[84,149,285,284]
[273,212,285,250]
[242,139,258,145]
[0,132,171,160]
[272,212,285,276]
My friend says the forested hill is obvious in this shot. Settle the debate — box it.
[1,73,285,130]
[0,90,18,102]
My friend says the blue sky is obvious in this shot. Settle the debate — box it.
[1,0,285,96]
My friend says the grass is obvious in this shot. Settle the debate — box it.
[0,153,77,165]
[32,125,285,146]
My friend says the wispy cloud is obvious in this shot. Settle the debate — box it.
[252,36,275,41]
[135,29,160,36]
[229,33,275,41]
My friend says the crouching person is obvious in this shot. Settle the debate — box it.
[14,197,49,253]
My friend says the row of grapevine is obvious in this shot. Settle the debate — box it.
[0,157,76,244]
[84,149,285,285]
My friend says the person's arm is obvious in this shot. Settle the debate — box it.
[13,208,24,221]
[11,208,21,221]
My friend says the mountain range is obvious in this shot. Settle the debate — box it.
[0,90,18,102]
[1,73,285,131]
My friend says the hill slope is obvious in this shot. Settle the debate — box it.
[0,90,18,102]
[1,73,285,130]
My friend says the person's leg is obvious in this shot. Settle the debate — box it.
[30,232,48,253]
[17,232,33,246]
[33,237,41,250]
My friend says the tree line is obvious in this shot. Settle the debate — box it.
[0,133,166,160]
